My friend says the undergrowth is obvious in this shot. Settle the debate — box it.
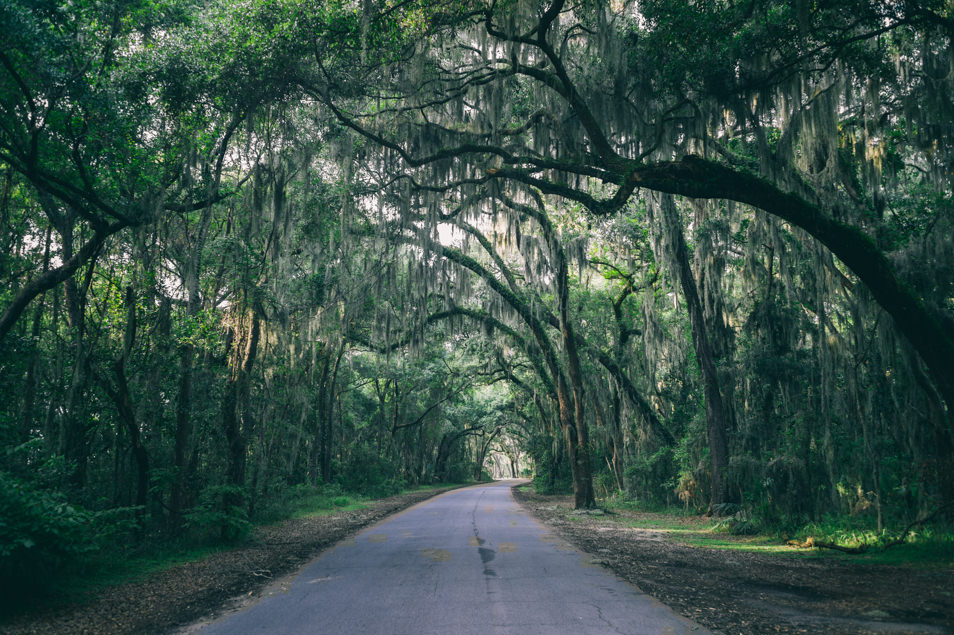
[588,490,954,567]
[0,480,467,619]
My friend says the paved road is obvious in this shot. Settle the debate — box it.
[191,481,706,634]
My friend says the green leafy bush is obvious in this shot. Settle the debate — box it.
[185,484,251,542]
[337,445,404,497]
[0,470,97,589]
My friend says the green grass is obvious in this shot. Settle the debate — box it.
[290,493,371,518]
[586,496,954,568]
[409,482,472,492]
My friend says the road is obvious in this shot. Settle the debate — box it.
[190,481,707,634]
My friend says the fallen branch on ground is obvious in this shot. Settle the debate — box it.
[787,503,953,554]
[786,536,869,553]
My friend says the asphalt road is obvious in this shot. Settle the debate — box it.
[191,481,706,634]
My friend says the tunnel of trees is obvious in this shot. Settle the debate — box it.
[1,0,952,579]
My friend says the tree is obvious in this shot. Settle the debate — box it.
[306,0,954,505]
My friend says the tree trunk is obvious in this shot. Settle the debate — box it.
[170,344,194,526]
[632,157,954,419]
[536,201,595,509]
[0,224,117,344]
[435,434,450,480]
[309,345,331,485]
[221,309,261,538]
[171,204,214,525]
[321,344,344,484]
[656,194,732,512]
[475,428,503,481]
[19,227,52,439]
[108,285,149,529]
[59,217,99,490]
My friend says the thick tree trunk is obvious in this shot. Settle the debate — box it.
[309,346,331,485]
[656,194,732,512]
[171,205,214,524]
[171,344,194,526]
[320,344,343,484]
[171,268,200,526]
[538,202,596,509]
[59,219,100,490]
[556,383,589,506]
[221,309,261,539]
[435,435,450,480]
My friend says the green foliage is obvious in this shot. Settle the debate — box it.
[185,485,251,543]
[624,447,676,506]
[2,0,953,613]
[337,445,405,498]
[0,470,88,568]
[785,518,954,565]
[0,471,140,597]
[278,484,369,518]
[531,460,573,495]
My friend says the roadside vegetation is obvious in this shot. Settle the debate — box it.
[0,480,471,619]
[2,1,954,627]
[527,482,954,568]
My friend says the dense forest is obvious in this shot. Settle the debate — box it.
[1,0,952,588]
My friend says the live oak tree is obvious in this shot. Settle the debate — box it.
[305,0,954,508]
[2,0,954,579]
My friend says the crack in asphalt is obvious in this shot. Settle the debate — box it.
[471,488,497,578]
[589,601,626,635]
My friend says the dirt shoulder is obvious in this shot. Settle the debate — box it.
[3,485,466,635]
[512,487,954,634]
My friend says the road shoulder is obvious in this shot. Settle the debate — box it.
[511,485,954,634]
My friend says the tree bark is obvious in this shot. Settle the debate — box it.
[221,309,261,537]
[321,344,344,484]
[19,226,52,438]
[655,194,732,512]
[171,204,214,525]
[170,344,194,526]
[59,218,100,490]
[498,197,596,508]
[310,345,332,486]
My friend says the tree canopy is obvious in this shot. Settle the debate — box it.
[1,0,952,586]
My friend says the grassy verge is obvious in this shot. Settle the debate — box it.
[610,506,954,566]
[290,482,464,519]
[521,485,954,568]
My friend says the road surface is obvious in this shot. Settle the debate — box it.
[190,481,706,634]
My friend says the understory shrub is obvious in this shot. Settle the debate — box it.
[337,445,405,497]
[185,484,251,542]
[0,470,98,596]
